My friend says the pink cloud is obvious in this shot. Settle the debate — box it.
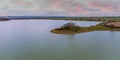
[49,1,89,15]
[12,0,32,7]
[11,0,42,11]
[66,4,89,15]
[1,0,120,16]
[50,1,64,11]
[88,2,118,12]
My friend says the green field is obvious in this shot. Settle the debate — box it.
[44,17,120,21]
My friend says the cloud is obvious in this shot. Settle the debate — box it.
[0,0,120,16]
[88,1,119,12]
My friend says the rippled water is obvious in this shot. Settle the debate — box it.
[0,20,120,60]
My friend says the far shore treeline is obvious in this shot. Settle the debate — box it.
[1,16,120,21]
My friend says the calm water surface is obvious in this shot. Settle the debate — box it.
[0,20,120,60]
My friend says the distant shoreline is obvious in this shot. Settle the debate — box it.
[1,16,120,21]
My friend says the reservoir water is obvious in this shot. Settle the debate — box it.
[0,20,120,60]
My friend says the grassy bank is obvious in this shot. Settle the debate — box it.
[47,17,120,21]
[51,23,120,34]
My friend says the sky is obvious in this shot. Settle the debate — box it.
[0,0,120,16]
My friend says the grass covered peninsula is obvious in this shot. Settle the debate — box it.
[51,22,120,34]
